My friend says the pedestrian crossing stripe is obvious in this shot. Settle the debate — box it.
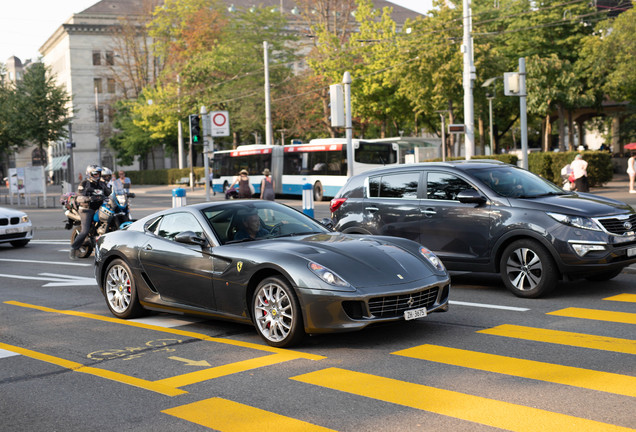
[393,344,636,397]
[478,324,636,354]
[547,307,636,325]
[162,397,335,431]
[604,293,636,303]
[291,368,632,432]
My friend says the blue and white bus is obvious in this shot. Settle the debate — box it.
[211,138,399,200]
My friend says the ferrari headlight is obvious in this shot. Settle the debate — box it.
[308,262,350,287]
[547,212,602,231]
[419,246,445,271]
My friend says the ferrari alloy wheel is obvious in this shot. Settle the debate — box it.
[104,259,143,318]
[252,276,304,347]
[500,239,557,298]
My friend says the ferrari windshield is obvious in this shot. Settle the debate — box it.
[467,165,567,198]
[204,201,330,244]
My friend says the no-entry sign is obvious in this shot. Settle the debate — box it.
[210,111,230,136]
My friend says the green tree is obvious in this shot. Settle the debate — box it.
[15,63,71,152]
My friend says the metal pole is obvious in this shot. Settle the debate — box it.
[343,71,354,177]
[462,0,475,160]
[519,57,528,170]
[488,96,494,154]
[178,120,184,169]
[201,106,210,201]
[68,123,75,191]
[440,114,446,162]
[264,41,273,146]
[94,86,102,165]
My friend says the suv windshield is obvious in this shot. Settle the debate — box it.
[467,166,566,198]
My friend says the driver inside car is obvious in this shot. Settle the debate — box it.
[234,210,270,240]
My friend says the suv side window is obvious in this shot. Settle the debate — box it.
[426,172,473,201]
[369,172,419,199]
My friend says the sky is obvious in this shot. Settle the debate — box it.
[1,0,433,64]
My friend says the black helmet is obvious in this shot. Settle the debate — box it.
[86,164,102,181]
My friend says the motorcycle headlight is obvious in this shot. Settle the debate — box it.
[546,212,602,231]
[420,246,445,271]
[116,195,127,206]
[308,262,350,287]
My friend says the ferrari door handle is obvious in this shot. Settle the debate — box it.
[421,208,436,216]
[365,206,379,212]
[144,244,153,250]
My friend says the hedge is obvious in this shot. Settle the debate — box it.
[125,168,206,185]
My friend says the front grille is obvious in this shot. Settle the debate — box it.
[596,214,636,235]
[0,217,20,226]
[369,286,439,318]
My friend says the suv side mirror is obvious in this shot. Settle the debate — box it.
[457,189,487,204]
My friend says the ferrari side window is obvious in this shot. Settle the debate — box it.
[156,213,204,241]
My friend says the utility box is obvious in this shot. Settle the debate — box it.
[329,84,345,127]
[504,72,520,96]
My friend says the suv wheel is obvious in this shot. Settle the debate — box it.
[500,239,557,298]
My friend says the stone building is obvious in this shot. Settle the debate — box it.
[29,0,419,183]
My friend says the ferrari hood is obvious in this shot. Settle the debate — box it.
[248,232,441,287]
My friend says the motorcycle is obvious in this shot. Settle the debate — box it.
[61,190,135,258]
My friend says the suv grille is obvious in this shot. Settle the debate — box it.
[369,286,439,318]
[596,214,636,235]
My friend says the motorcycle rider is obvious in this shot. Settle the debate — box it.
[69,165,110,260]
[101,167,113,191]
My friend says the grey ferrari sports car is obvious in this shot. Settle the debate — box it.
[94,200,450,347]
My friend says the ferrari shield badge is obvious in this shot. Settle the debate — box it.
[237,261,243,272]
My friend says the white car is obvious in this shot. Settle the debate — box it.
[0,207,33,247]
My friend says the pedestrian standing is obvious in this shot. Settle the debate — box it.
[229,169,252,199]
[570,153,589,193]
[260,168,275,200]
[627,151,636,194]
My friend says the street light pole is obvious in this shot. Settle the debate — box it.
[343,71,354,177]
[264,41,273,146]
[462,0,475,160]
[94,85,102,165]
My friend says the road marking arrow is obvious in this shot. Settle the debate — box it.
[168,356,211,367]
[0,272,96,287]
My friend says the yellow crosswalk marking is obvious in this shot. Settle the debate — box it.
[547,307,636,325]
[0,342,185,396]
[155,353,300,388]
[292,368,633,432]
[604,293,636,303]
[478,324,636,354]
[4,300,325,361]
[162,397,335,432]
[393,344,636,397]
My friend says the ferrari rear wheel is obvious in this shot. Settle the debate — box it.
[252,276,304,348]
[104,259,143,319]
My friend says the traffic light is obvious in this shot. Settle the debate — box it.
[189,114,202,144]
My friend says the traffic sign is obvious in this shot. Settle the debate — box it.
[210,111,230,137]
[448,124,465,134]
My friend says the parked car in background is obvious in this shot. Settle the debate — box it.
[330,160,636,298]
[0,207,33,248]
[95,200,450,347]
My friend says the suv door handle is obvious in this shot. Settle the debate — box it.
[421,208,436,216]
[365,206,379,212]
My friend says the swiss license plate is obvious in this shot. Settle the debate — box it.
[628,247,636,257]
[4,227,21,234]
[404,307,427,320]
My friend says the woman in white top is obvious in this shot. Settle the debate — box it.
[627,151,636,193]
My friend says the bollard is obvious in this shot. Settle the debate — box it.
[302,182,314,218]
[172,187,187,207]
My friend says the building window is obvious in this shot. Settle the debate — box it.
[97,106,104,123]
[94,78,102,93]
[107,78,116,94]
[105,51,114,65]
[92,51,101,66]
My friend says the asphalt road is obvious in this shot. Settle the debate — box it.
[0,181,635,431]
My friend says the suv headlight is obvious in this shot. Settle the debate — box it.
[546,212,602,231]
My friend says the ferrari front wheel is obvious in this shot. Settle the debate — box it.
[252,276,304,348]
[104,259,143,319]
